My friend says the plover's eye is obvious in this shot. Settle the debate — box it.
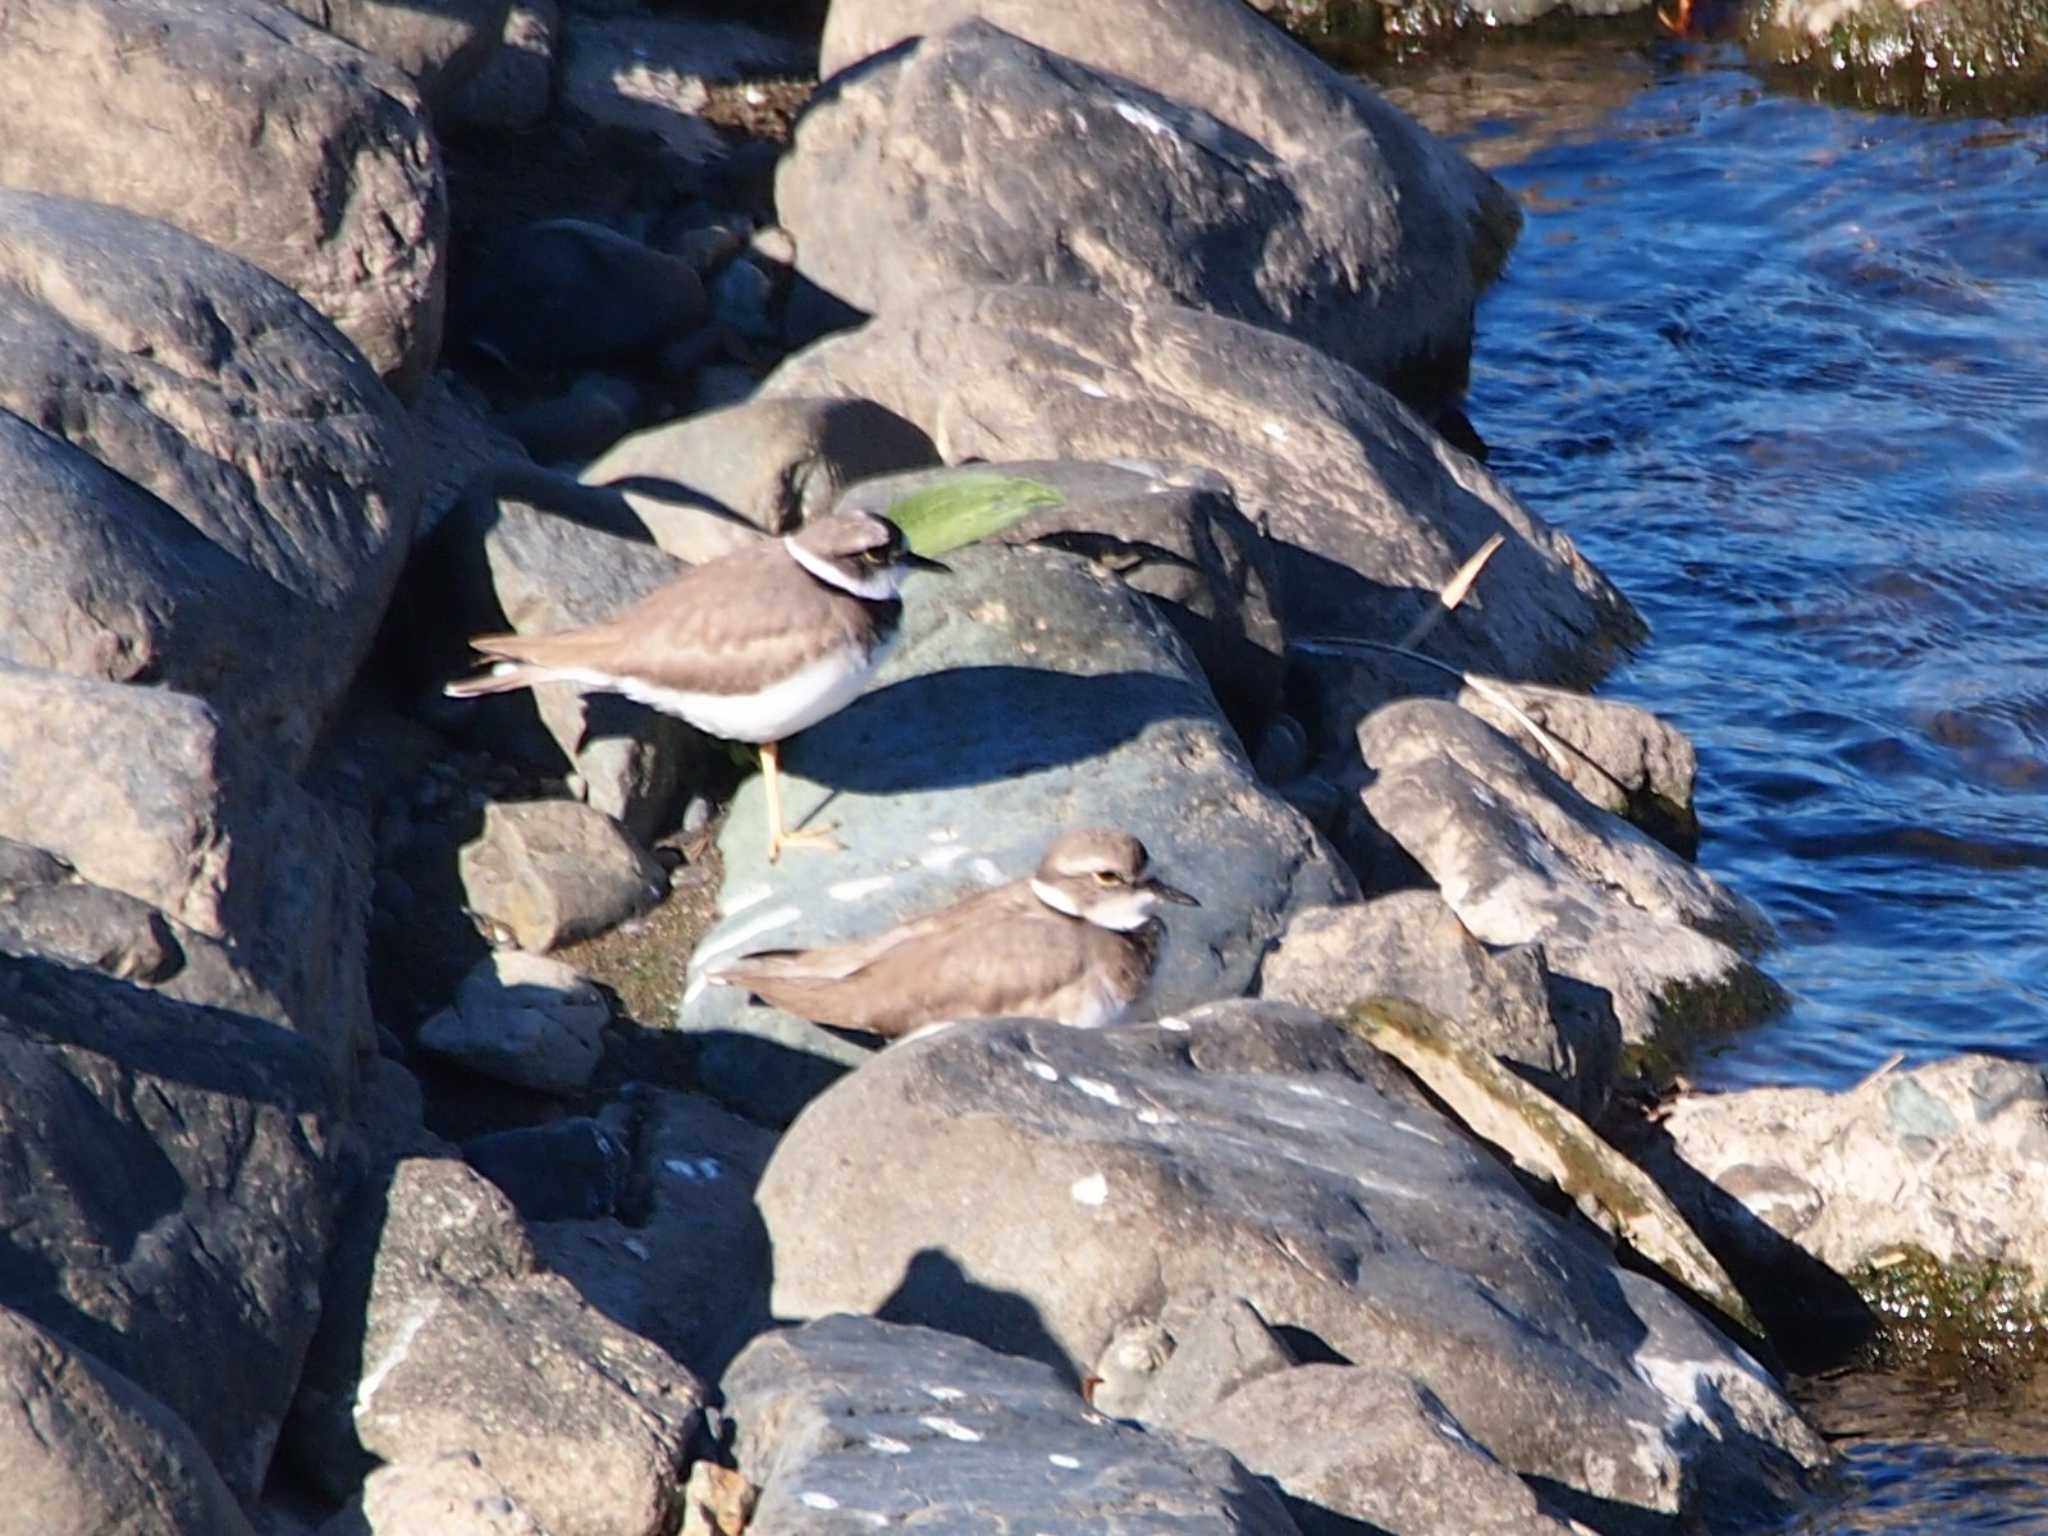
[1092,870,1118,885]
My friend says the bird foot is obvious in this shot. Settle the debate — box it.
[768,823,842,863]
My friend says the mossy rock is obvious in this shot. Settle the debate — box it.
[1746,0,2048,114]
[1847,1246,2048,1373]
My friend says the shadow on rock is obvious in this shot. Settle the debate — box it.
[876,1249,1069,1384]
[789,665,1213,794]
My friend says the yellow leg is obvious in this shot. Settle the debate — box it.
[760,740,840,863]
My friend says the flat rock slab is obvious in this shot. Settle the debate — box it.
[754,1004,1829,1526]
[815,0,1519,397]
[678,544,1352,1125]
[0,192,421,767]
[765,285,1638,687]
[1358,699,1775,1058]
[722,1315,1300,1534]
[0,0,445,392]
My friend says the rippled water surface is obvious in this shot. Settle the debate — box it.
[1379,34,2048,1530]
[1387,37,2048,1093]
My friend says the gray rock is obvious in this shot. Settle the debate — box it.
[708,255,776,340]
[753,1005,1829,1524]
[0,193,421,767]
[815,0,1519,398]
[723,1316,1301,1534]
[322,1453,551,1536]
[289,1157,703,1536]
[0,956,336,1500]
[1185,1366,1577,1536]
[457,800,667,953]
[0,667,375,1092]
[278,0,513,108]
[533,1090,779,1379]
[501,370,645,463]
[835,459,1288,740]
[0,0,445,394]
[421,951,612,1092]
[1358,699,1775,1057]
[410,373,532,542]
[678,544,1352,1125]
[465,1115,630,1220]
[765,285,1638,688]
[447,0,559,131]
[1259,891,1617,1117]
[0,1309,256,1536]
[586,396,939,546]
[1086,1295,1297,1427]
[689,364,761,414]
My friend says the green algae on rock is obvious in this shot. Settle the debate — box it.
[1746,0,2048,114]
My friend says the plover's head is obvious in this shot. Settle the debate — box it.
[1030,829,1198,931]
[784,511,947,600]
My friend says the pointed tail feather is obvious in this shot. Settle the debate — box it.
[443,659,550,699]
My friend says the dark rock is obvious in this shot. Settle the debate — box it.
[1259,891,1618,1117]
[0,0,445,393]
[0,194,421,767]
[678,544,1352,1125]
[464,1116,630,1220]
[501,370,645,463]
[0,1308,256,1536]
[1357,699,1775,1058]
[278,0,513,108]
[814,0,1519,400]
[457,799,667,953]
[420,951,612,1093]
[1086,1295,1298,1426]
[753,1004,1829,1524]
[410,372,532,542]
[765,285,1639,694]
[835,459,1288,741]
[446,0,559,131]
[708,255,776,340]
[0,880,180,984]
[722,1315,1302,1534]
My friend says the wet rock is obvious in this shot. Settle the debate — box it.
[532,1090,779,1379]
[0,193,421,767]
[322,1453,550,1536]
[586,397,939,547]
[1357,699,1776,1059]
[816,0,1518,399]
[754,1004,1829,1524]
[1745,0,2048,115]
[465,1116,630,1220]
[278,0,513,108]
[0,1309,256,1536]
[288,1156,703,1535]
[1185,1365,1578,1536]
[766,285,1638,692]
[421,951,612,1092]
[1259,891,1617,1116]
[678,544,1352,1125]
[0,957,336,1500]
[447,0,559,131]
[836,459,1288,741]
[0,0,444,393]
[722,1315,1301,1534]
[458,800,667,953]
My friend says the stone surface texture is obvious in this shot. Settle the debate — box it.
[0,0,445,392]
[278,0,513,106]
[419,950,612,1092]
[457,799,666,953]
[447,0,559,130]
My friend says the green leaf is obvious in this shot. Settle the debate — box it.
[883,473,1065,556]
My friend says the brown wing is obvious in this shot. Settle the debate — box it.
[466,539,882,697]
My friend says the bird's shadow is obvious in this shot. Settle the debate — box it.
[785,664,1213,795]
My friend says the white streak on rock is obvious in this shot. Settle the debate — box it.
[1024,1059,1061,1082]
[355,1299,437,1413]
[867,1434,911,1455]
[924,1385,965,1402]
[799,1491,841,1510]
[829,874,895,901]
[696,904,801,963]
[664,1155,722,1181]
[1071,1076,1123,1106]
[1048,1453,1082,1470]
[1071,1172,1109,1206]
[920,1415,983,1442]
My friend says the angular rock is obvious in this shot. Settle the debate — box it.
[0,879,180,985]
[0,0,445,393]
[0,957,336,1500]
[723,1316,1301,1534]
[816,0,1519,398]
[447,0,560,131]
[410,373,531,542]
[458,799,667,953]
[501,370,644,464]
[1358,699,1776,1057]
[323,1453,551,1536]
[278,0,513,108]
[1184,1365,1577,1536]
[1259,891,1616,1116]
[0,1308,257,1536]
[836,459,1288,740]
[754,1005,1829,1524]
[1086,1295,1297,1427]
[766,286,1638,689]
[679,544,1353,1125]
[421,951,612,1092]
[0,194,422,766]
[587,397,940,545]
[465,1116,631,1220]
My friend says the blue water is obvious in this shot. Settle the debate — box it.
[1377,34,2048,1530]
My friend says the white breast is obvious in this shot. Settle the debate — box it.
[543,636,888,743]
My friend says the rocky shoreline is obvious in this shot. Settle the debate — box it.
[2,1,2044,1533]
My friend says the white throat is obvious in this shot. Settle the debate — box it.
[1030,879,1157,932]
[785,536,905,600]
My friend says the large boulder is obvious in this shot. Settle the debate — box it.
[277,0,514,109]
[765,286,1638,691]
[814,0,1518,399]
[0,955,337,1501]
[1357,699,1776,1060]
[754,1004,1829,1526]
[0,192,422,768]
[678,545,1353,1124]
[0,1,446,394]
[722,1315,1300,1534]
